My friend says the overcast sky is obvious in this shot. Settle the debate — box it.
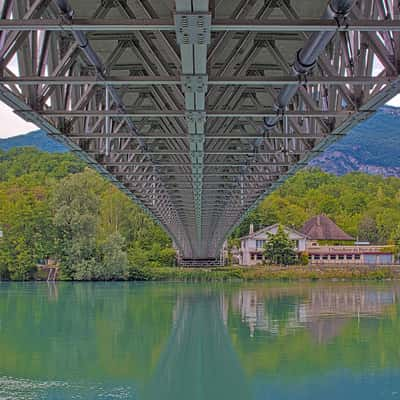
[1,92,400,139]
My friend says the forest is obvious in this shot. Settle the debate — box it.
[0,147,175,281]
[2,147,400,280]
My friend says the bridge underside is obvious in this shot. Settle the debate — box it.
[0,0,399,260]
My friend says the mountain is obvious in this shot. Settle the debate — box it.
[0,130,67,153]
[1,105,400,176]
[310,106,400,176]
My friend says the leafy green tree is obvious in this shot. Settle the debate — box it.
[0,148,177,280]
[100,232,129,280]
[127,242,150,271]
[263,225,297,266]
[159,248,177,266]
[72,258,101,281]
[390,224,400,261]
[51,169,103,278]
[358,216,379,243]
[0,147,83,182]
[0,181,54,280]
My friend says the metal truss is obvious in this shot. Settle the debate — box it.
[0,0,399,261]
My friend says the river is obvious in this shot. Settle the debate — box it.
[0,281,399,399]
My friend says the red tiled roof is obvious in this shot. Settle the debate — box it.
[300,215,354,241]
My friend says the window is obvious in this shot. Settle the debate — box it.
[338,255,345,260]
[257,253,263,260]
[322,255,329,260]
[355,254,361,260]
[308,255,312,260]
[364,254,377,264]
[314,255,320,260]
[378,254,393,264]
[330,255,337,260]
[250,254,255,260]
[346,255,353,260]
[256,240,265,249]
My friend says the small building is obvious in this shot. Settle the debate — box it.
[300,215,394,265]
[304,244,395,265]
[239,224,307,266]
[238,215,395,266]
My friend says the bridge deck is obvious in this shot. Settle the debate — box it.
[0,0,399,260]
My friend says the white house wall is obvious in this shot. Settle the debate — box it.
[240,225,307,265]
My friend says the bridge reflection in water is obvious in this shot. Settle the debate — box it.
[145,289,250,400]
[145,283,399,399]
[0,282,399,399]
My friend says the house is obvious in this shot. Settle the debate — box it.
[238,215,395,266]
[300,215,395,265]
[239,224,307,266]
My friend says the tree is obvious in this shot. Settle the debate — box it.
[390,224,400,261]
[233,168,400,250]
[358,216,379,243]
[51,169,102,278]
[263,225,296,266]
[99,232,129,280]
[0,148,178,280]
[0,182,54,280]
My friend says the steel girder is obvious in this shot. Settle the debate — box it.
[0,0,399,260]
[2,18,400,32]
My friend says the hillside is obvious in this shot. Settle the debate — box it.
[310,106,400,176]
[0,130,67,153]
[1,106,400,175]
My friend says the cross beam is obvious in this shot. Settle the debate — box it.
[1,18,400,32]
[1,75,394,85]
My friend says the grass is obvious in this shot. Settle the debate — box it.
[126,265,399,282]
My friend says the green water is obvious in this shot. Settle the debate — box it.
[0,282,400,399]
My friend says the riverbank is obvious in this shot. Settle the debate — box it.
[11,265,399,282]
[46,265,398,282]
[126,265,400,282]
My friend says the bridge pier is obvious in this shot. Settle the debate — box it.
[179,258,224,268]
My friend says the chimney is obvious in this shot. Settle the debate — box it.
[249,224,254,235]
